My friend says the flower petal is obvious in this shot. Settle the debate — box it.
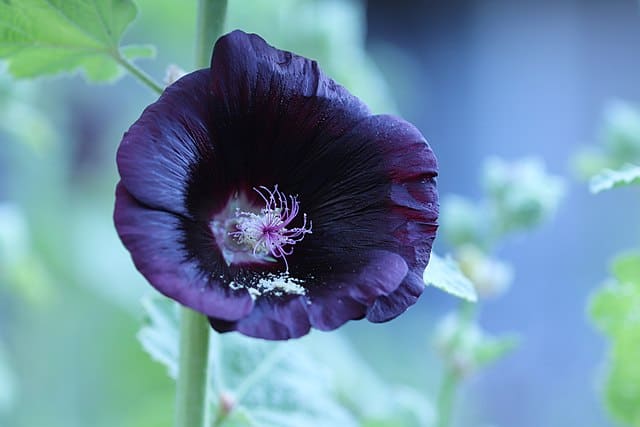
[366,271,426,322]
[207,30,371,189]
[117,70,225,220]
[305,250,409,331]
[208,250,408,338]
[283,114,438,282]
[114,183,254,320]
[209,296,311,340]
[114,30,439,340]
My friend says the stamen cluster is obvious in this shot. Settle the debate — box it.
[230,186,312,271]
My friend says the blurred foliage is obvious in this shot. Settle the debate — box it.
[589,164,640,194]
[442,157,566,251]
[130,0,397,112]
[0,342,16,416]
[574,101,640,179]
[425,157,565,305]
[584,101,640,427]
[225,0,396,113]
[432,156,565,426]
[305,335,435,427]
[440,156,565,297]
[483,157,565,238]
[434,310,518,378]
[0,203,53,305]
[0,0,154,82]
[590,253,640,427]
[139,297,433,427]
[1,139,174,427]
[140,297,359,427]
[455,245,513,300]
[438,196,487,254]
[0,64,56,152]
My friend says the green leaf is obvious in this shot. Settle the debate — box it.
[612,252,640,287]
[137,297,180,378]
[121,43,156,60]
[590,252,640,426]
[423,253,478,302]
[138,297,359,427]
[604,333,640,427]
[305,334,434,427]
[591,253,640,337]
[590,164,640,193]
[0,0,151,81]
[213,335,358,427]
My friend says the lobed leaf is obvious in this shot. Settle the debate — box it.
[0,0,153,81]
[138,297,359,427]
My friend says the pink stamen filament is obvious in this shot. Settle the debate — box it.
[230,185,312,271]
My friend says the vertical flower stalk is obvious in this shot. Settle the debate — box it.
[435,301,476,427]
[196,0,228,69]
[175,2,228,427]
[175,308,211,427]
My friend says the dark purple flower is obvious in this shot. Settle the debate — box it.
[114,30,438,340]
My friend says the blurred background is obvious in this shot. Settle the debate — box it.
[1,0,640,426]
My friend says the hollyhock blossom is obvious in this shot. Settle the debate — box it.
[114,30,438,340]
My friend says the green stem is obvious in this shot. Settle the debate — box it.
[436,301,476,427]
[195,0,228,68]
[436,369,459,427]
[175,308,211,427]
[174,4,229,427]
[459,300,476,324]
[114,53,163,95]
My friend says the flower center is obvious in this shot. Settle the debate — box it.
[210,185,312,277]
[229,185,312,272]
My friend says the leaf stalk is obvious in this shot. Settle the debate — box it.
[114,52,163,95]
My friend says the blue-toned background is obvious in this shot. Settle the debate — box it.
[363,1,640,426]
[1,1,639,426]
